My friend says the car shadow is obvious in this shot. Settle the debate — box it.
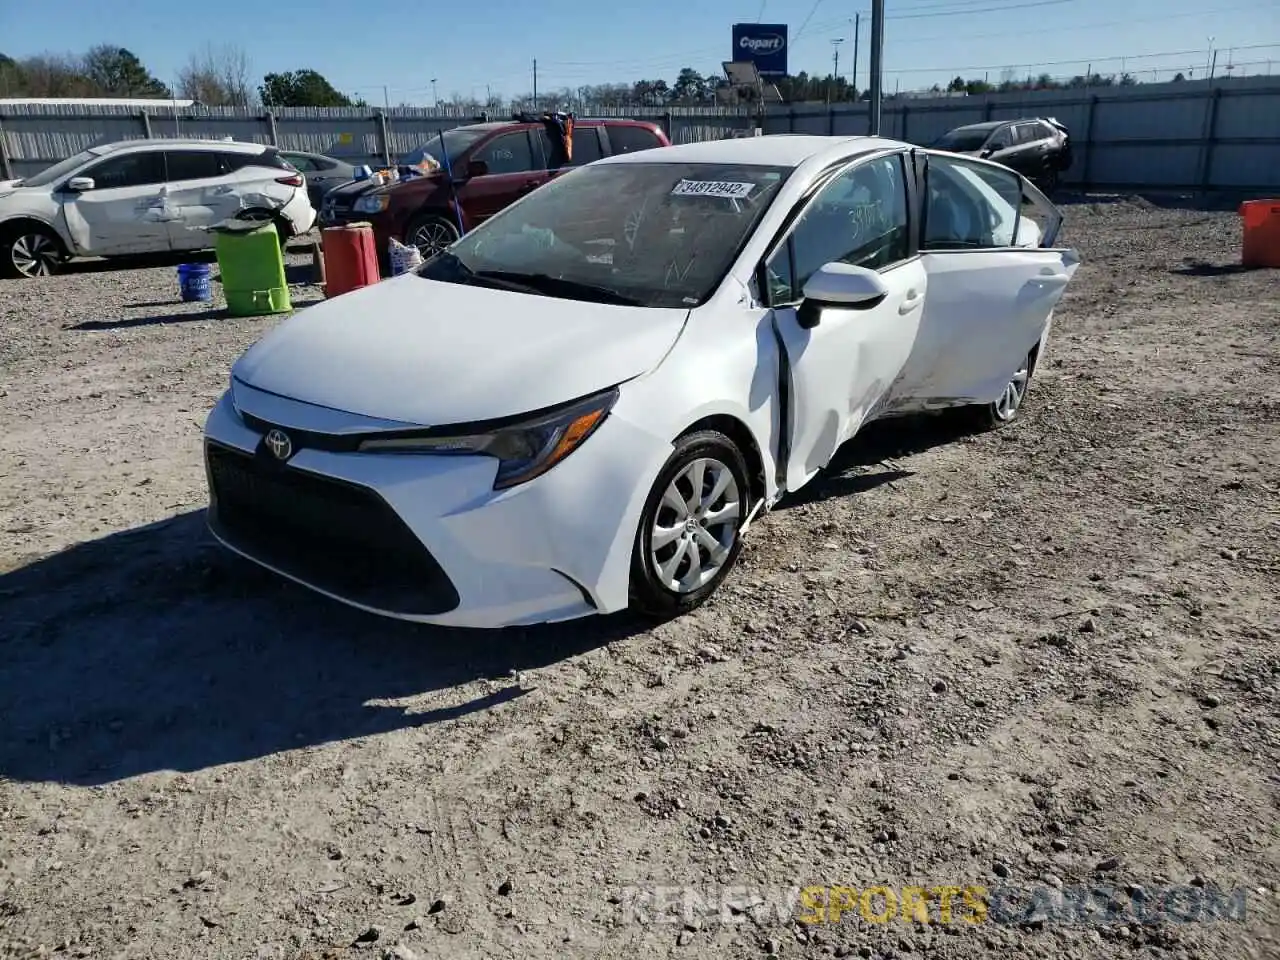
[59,238,314,276]
[67,308,231,330]
[774,412,970,509]
[1170,261,1257,277]
[1055,190,1253,213]
[0,511,645,786]
[59,251,217,275]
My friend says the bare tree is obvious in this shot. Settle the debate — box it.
[178,43,254,106]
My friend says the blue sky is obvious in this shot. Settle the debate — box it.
[1,0,1275,104]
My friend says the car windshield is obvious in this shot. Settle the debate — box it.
[415,161,793,308]
[19,149,100,188]
[400,128,490,168]
[932,129,993,152]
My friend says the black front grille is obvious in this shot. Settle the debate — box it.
[205,441,460,616]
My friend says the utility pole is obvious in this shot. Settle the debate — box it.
[532,59,538,109]
[868,0,884,134]
[431,79,438,107]
[383,85,390,109]
[851,13,860,96]
[830,38,844,104]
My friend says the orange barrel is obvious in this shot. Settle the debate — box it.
[321,222,381,298]
[1240,199,1280,268]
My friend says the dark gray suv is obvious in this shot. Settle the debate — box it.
[930,117,1072,192]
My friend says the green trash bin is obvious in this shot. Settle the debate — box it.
[214,222,292,317]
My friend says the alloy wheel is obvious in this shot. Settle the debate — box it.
[993,361,1030,421]
[410,219,458,257]
[650,457,742,594]
[10,233,60,277]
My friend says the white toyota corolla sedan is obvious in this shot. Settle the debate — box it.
[203,134,1079,628]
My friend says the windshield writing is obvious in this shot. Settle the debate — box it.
[415,161,793,309]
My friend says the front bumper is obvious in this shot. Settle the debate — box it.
[201,385,670,628]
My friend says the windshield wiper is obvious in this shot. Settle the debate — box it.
[422,253,535,294]
[472,270,642,306]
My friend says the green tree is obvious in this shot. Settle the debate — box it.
[671,67,708,103]
[82,45,170,97]
[259,69,354,107]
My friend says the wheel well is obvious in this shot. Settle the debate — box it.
[679,415,767,506]
[409,209,459,230]
[0,217,67,254]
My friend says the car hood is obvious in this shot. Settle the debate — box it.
[231,274,690,425]
[326,171,442,200]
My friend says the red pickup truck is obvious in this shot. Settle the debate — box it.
[319,116,671,260]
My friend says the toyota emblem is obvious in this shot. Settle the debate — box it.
[264,428,293,461]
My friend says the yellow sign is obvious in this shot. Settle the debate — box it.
[338,132,353,145]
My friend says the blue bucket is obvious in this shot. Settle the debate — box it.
[177,262,212,303]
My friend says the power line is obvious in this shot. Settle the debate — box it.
[540,0,1080,68]
[885,41,1280,76]
[357,6,1263,95]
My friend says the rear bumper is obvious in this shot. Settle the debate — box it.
[281,191,317,235]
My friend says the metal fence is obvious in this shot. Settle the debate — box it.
[2,75,1277,191]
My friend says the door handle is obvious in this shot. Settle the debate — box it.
[898,291,923,314]
[521,179,540,190]
[1030,273,1071,286]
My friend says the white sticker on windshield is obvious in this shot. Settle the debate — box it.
[670,179,756,199]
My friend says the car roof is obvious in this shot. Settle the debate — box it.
[949,121,1004,134]
[596,134,908,169]
[454,118,654,133]
[88,138,268,157]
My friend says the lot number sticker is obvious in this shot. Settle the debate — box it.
[670,179,756,199]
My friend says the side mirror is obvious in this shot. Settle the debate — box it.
[465,158,489,178]
[796,262,890,327]
[980,147,995,158]
[65,176,95,192]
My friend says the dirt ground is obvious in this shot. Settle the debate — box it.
[1,198,1277,960]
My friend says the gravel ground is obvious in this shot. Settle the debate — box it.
[1,199,1278,960]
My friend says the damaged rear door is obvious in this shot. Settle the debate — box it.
[885,152,1079,410]
[164,150,249,251]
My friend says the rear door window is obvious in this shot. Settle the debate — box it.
[572,127,605,164]
[165,150,225,181]
[537,125,607,169]
[1014,123,1042,144]
[606,125,664,154]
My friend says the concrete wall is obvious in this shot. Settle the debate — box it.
[2,75,1277,190]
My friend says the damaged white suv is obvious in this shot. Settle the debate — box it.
[0,139,316,277]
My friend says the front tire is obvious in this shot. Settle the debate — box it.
[1,225,64,278]
[629,430,750,618]
[405,213,460,259]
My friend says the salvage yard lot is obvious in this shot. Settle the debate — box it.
[1,197,1277,959]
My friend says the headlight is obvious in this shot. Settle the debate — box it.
[354,194,390,214]
[357,388,618,490]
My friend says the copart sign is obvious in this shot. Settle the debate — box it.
[730,23,789,77]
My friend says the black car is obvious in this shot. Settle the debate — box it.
[930,117,1072,191]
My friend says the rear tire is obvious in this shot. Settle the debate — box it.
[964,346,1037,431]
[0,224,65,278]
[629,430,750,619]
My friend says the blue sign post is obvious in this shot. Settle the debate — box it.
[731,23,789,77]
